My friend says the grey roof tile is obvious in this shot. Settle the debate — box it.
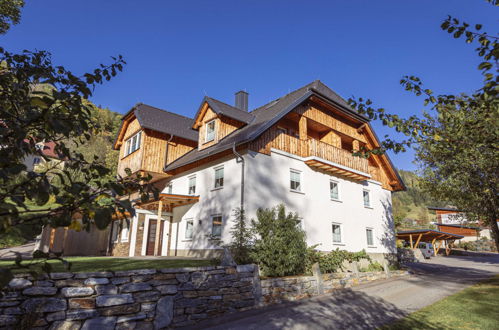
[133,103,198,141]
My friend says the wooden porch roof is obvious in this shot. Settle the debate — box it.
[396,229,464,242]
[135,193,200,212]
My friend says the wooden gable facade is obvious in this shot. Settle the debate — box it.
[192,102,246,150]
[114,112,197,182]
[248,96,403,191]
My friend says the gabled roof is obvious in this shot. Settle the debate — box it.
[196,97,255,125]
[165,80,368,171]
[115,103,198,148]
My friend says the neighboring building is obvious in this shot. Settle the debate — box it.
[428,206,497,242]
[23,141,65,172]
[107,80,405,261]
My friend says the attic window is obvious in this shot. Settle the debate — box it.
[124,131,142,156]
[205,120,216,142]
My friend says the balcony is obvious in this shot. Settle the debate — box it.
[269,133,370,181]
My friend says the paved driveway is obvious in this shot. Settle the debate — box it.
[0,241,35,260]
[187,254,499,330]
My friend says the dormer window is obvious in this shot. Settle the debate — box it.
[205,120,216,142]
[124,131,142,156]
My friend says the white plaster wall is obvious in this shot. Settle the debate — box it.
[142,149,396,255]
[244,150,396,254]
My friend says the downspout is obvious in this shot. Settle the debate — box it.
[232,143,245,212]
[163,134,174,172]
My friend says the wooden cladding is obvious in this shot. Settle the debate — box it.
[250,127,369,174]
[198,107,245,150]
[117,128,196,180]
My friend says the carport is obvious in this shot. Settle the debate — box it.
[396,229,464,256]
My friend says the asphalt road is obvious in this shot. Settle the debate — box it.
[186,254,499,330]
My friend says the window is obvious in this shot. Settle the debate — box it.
[366,228,374,246]
[185,219,193,239]
[205,120,216,142]
[121,220,129,242]
[167,183,172,194]
[188,176,196,195]
[363,190,371,208]
[295,217,305,231]
[290,170,301,192]
[211,215,222,238]
[124,131,142,156]
[330,180,339,200]
[33,157,41,165]
[277,126,288,135]
[332,223,342,244]
[214,167,224,189]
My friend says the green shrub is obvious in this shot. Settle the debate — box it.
[360,261,384,272]
[306,248,371,274]
[250,204,307,277]
[225,208,253,265]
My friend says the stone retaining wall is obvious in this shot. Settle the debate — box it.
[0,264,259,329]
[0,265,407,329]
[261,270,408,304]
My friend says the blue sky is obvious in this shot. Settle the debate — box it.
[3,0,496,170]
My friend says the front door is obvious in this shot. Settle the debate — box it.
[146,219,164,256]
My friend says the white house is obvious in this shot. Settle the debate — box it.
[87,81,406,260]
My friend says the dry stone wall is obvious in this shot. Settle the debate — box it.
[0,264,408,329]
[0,264,259,329]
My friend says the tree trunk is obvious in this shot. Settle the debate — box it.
[488,214,499,252]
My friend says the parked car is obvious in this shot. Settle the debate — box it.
[418,242,434,259]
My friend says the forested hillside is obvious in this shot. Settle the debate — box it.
[392,170,445,229]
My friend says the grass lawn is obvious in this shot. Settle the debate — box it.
[0,257,217,274]
[384,275,499,330]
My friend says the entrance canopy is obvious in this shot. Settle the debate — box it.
[397,229,464,256]
[135,193,200,212]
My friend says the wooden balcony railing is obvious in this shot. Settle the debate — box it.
[269,133,369,174]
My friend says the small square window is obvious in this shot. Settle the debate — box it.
[185,219,193,239]
[211,215,222,238]
[214,167,224,188]
[332,223,342,243]
[124,131,142,156]
[366,228,374,246]
[206,120,216,142]
[290,170,301,192]
[188,176,196,195]
[363,190,371,208]
[330,181,339,200]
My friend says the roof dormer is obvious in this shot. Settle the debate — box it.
[192,96,254,150]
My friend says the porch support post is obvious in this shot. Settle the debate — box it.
[431,238,437,256]
[414,234,423,249]
[409,234,413,249]
[154,200,163,256]
[167,214,173,256]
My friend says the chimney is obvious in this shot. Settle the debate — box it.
[235,90,249,111]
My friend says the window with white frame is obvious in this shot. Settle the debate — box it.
[363,189,371,208]
[185,219,194,239]
[188,176,196,195]
[332,223,342,244]
[205,120,216,142]
[124,131,142,156]
[366,228,374,246]
[214,167,224,189]
[211,215,222,238]
[120,220,129,242]
[330,180,339,200]
[290,169,301,192]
